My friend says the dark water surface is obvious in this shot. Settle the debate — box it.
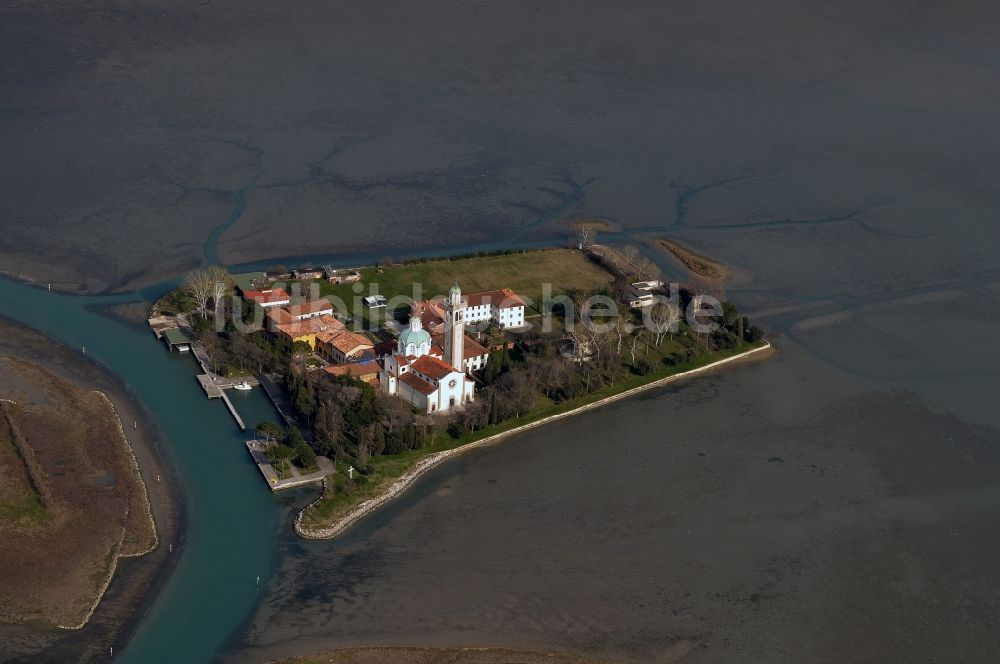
[2,0,1000,662]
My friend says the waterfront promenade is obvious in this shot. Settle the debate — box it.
[296,340,774,540]
[245,440,335,491]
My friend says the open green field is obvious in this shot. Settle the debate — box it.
[289,248,613,321]
[299,337,770,532]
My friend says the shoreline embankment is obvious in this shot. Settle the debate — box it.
[0,315,182,661]
[296,340,774,541]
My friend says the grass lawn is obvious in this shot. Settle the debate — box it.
[286,248,612,322]
[299,337,769,532]
[0,488,49,525]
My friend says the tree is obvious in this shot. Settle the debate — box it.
[612,315,631,355]
[379,255,394,268]
[184,268,214,318]
[567,325,590,363]
[628,328,647,365]
[313,403,344,456]
[284,426,306,449]
[255,421,284,442]
[636,256,661,280]
[293,441,316,468]
[266,443,295,463]
[209,266,234,312]
[650,301,681,346]
[575,222,598,249]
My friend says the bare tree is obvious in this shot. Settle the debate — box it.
[589,327,608,362]
[628,328,646,364]
[650,301,681,346]
[612,315,631,355]
[566,326,586,363]
[575,222,598,249]
[636,256,661,280]
[622,244,641,263]
[184,268,214,318]
[209,266,234,312]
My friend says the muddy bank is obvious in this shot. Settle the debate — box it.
[655,238,732,282]
[279,645,606,664]
[0,316,181,662]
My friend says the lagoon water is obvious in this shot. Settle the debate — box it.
[0,280,285,663]
[2,0,1000,661]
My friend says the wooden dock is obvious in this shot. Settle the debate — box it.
[221,390,246,431]
[191,340,256,431]
[197,374,223,398]
[195,374,245,430]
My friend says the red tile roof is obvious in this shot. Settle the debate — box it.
[266,307,294,326]
[322,331,373,356]
[274,314,344,339]
[324,363,378,378]
[465,288,525,309]
[244,288,290,306]
[411,354,458,381]
[413,300,445,330]
[432,332,488,359]
[399,371,436,395]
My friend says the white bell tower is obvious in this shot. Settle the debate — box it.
[444,282,466,371]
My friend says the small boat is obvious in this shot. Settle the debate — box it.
[233,380,252,391]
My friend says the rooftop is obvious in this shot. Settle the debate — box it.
[244,288,290,306]
[431,331,488,359]
[465,287,525,309]
[324,362,378,378]
[274,314,345,338]
[285,299,333,318]
[163,328,191,346]
[266,307,294,326]
[320,330,373,355]
[230,271,266,294]
[411,354,458,381]
[399,371,436,395]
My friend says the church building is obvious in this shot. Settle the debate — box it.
[380,283,476,414]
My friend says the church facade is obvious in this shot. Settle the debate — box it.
[379,283,477,414]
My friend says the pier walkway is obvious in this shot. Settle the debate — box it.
[245,440,335,491]
[190,342,258,431]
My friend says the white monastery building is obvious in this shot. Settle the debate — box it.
[380,284,477,414]
[462,288,526,329]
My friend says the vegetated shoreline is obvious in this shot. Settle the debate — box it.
[296,340,774,541]
[56,391,159,630]
[657,237,732,281]
[0,315,181,661]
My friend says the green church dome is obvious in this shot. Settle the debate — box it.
[399,326,431,350]
[399,315,431,355]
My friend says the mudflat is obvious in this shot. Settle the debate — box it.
[283,646,605,664]
[0,316,178,662]
[0,355,156,628]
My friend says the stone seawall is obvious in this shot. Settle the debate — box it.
[296,341,773,541]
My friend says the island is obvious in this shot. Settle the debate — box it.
[0,321,158,632]
[149,241,771,541]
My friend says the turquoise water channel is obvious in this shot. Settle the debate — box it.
[0,277,284,663]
